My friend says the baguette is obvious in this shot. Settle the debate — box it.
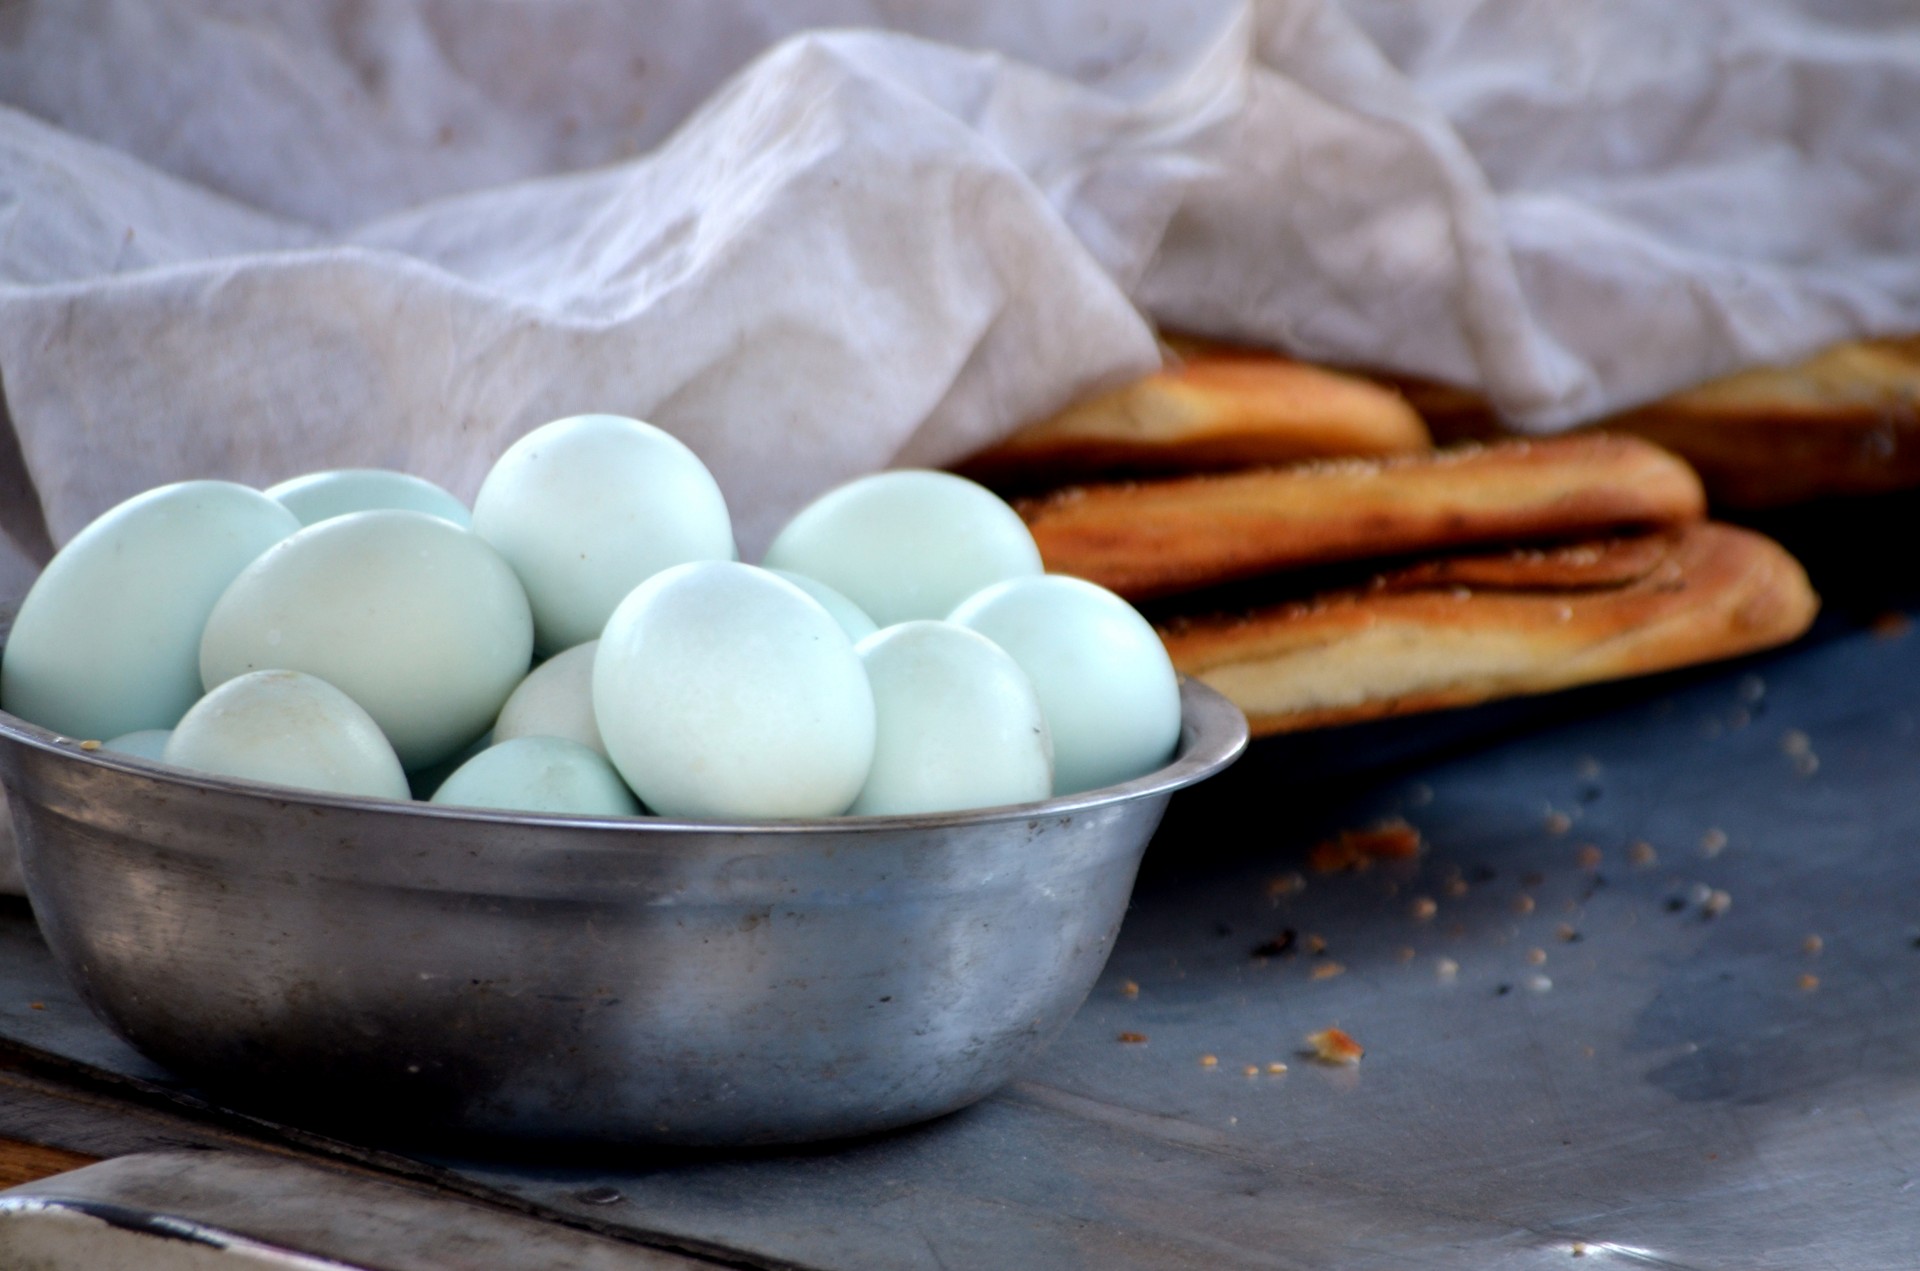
[1018,434,1706,601]
[958,349,1429,491]
[1158,524,1817,736]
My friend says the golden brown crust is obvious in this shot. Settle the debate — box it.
[956,350,1430,490]
[1158,523,1818,736]
[1018,434,1706,601]
[1371,533,1678,592]
[1390,338,1920,507]
[1604,339,1920,506]
[1385,376,1503,444]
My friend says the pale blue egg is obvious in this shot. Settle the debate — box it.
[472,415,735,655]
[593,562,873,819]
[429,736,639,816]
[492,641,604,756]
[1,481,299,740]
[761,471,1041,628]
[102,729,172,761]
[163,670,409,800]
[199,510,533,770]
[267,469,471,528]
[851,621,1051,816]
[765,570,878,642]
[950,574,1180,795]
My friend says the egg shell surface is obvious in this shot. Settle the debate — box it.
[406,731,493,802]
[760,470,1042,628]
[430,735,640,816]
[593,561,875,819]
[493,641,605,757]
[267,469,471,528]
[1,481,300,741]
[950,574,1182,795]
[199,510,534,770]
[850,621,1052,816]
[102,729,173,761]
[163,670,410,800]
[472,414,735,655]
[766,570,878,643]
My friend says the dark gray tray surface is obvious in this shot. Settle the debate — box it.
[0,607,1915,1269]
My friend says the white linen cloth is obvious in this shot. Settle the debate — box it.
[4,0,1920,592]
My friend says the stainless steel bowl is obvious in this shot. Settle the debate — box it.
[0,680,1244,1146]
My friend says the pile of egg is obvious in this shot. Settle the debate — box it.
[0,416,1182,819]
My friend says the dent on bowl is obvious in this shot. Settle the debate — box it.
[0,679,1245,1147]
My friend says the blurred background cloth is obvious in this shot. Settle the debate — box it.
[2,0,1918,596]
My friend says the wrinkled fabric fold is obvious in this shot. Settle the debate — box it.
[0,0,1917,589]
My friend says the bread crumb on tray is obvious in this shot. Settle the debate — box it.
[1305,1027,1364,1065]
[1307,819,1424,873]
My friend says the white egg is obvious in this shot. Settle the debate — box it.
[950,574,1181,795]
[761,471,1042,628]
[199,510,534,770]
[429,736,640,816]
[102,729,172,761]
[492,641,604,756]
[163,670,409,800]
[765,570,878,642]
[267,469,471,528]
[471,415,735,654]
[850,621,1052,816]
[593,562,874,819]
[1,481,299,740]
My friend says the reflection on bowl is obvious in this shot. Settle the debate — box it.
[0,680,1245,1146]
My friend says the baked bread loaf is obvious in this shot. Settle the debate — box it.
[1603,338,1920,506]
[1158,523,1818,735]
[1397,337,1920,507]
[1017,434,1706,601]
[957,347,1429,491]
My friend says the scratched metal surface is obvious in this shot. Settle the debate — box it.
[0,594,1914,1267]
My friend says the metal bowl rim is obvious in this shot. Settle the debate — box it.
[0,677,1246,836]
